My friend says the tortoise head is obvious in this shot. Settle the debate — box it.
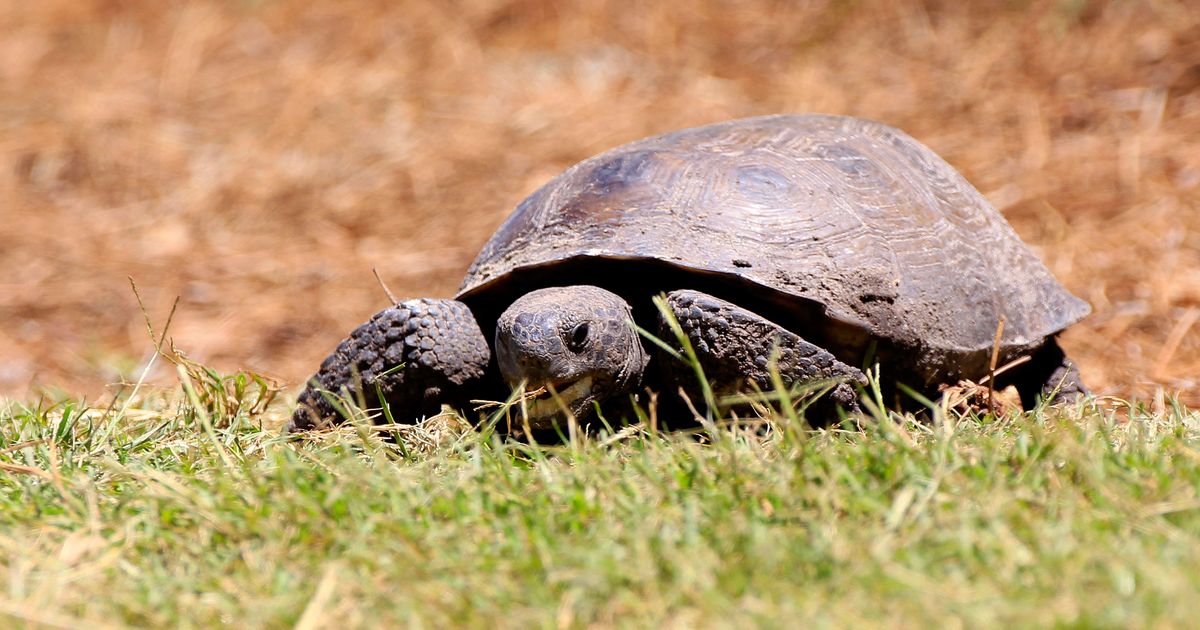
[495,285,648,423]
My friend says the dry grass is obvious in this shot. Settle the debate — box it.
[1,0,1197,404]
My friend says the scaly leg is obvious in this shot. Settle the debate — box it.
[290,299,491,431]
[658,290,866,421]
[1010,338,1089,406]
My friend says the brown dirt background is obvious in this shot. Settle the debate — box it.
[1,0,1197,405]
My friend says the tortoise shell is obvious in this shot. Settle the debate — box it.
[457,114,1088,382]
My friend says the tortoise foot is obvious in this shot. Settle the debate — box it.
[1032,339,1089,405]
[658,289,866,422]
[290,299,490,432]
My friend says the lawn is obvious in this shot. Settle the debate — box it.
[2,362,1198,628]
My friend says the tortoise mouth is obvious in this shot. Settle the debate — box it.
[525,376,595,421]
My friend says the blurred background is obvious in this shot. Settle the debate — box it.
[0,0,1197,405]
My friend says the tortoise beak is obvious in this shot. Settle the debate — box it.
[525,376,596,423]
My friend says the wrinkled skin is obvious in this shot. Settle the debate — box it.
[495,285,648,425]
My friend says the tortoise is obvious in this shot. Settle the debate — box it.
[289,114,1090,431]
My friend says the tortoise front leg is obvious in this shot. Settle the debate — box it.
[290,299,491,432]
[1009,337,1089,406]
[1042,353,1088,403]
[657,289,866,421]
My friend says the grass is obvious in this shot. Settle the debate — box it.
[2,360,1199,628]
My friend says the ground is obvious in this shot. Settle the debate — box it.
[0,0,1197,405]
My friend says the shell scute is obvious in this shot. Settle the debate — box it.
[459,114,1089,373]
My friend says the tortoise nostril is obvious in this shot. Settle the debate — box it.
[567,322,590,351]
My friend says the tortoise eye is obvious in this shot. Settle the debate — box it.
[567,322,590,351]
